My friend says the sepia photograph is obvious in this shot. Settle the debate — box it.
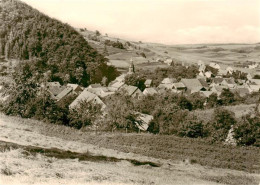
[0,0,259,184]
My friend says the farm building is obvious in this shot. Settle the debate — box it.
[158,83,174,90]
[46,82,61,88]
[144,79,152,88]
[200,91,214,98]
[161,78,177,84]
[181,79,206,94]
[143,87,158,96]
[205,71,212,78]
[87,87,115,98]
[67,83,83,94]
[121,85,143,99]
[56,87,73,102]
[69,90,106,110]
[211,77,224,86]
[88,83,102,88]
[164,58,173,66]
[209,62,220,69]
[211,85,228,96]
[135,113,154,131]
[222,78,236,89]
[109,81,125,91]
[172,82,186,91]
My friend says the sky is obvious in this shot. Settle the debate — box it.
[21,0,260,45]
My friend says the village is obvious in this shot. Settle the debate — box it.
[42,57,260,131]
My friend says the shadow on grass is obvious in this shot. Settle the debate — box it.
[0,141,160,167]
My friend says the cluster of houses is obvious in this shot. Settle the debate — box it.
[45,59,260,131]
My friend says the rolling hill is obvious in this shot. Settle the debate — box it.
[78,29,260,74]
[0,0,118,86]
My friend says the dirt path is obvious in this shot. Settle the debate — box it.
[0,114,259,185]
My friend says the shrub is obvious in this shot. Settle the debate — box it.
[178,96,193,111]
[178,114,205,138]
[68,100,102,129]
[234,114,260,146]
[207,108,237,142]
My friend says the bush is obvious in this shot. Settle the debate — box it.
[68,100,102,129]
[207,108,237,142]
[234,114,260,146]
[178,114,205,138]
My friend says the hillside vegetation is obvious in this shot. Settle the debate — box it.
[0,0,118,86]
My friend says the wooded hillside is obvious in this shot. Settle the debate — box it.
[0,0,118,86]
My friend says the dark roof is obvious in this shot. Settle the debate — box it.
[48,86,66,96]
[198,78,209,88]
[123,85,139,96]
[213,78,224,84]
[224,78,236,85]
[56,87,73,101]
[89,83,102,88]
[181,79,203,93]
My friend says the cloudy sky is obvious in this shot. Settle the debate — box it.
[21,0,260,45]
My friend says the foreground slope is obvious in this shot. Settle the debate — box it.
[0,114,259,185]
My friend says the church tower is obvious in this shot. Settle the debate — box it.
[128,58,135,74]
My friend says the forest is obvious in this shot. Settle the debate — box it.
[0,0,119,86]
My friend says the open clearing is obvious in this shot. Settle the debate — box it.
[0,113,259,185]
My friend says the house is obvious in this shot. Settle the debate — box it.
[56,87,73,102]
[47,85,66,99]
[158,83,174,90]
[226,67,234,74]
[122,85,143,99]
[109,81,125,91]
[135,113,153,131]
[67,83,83,94]
[198,60,204,67]
[199,65,206,73]
[199,71,204,77]
[218,69,227,76]
[88,83,102,88]
[249,79,260,85]
[247,73,253,80]
[198,78,209,90]
[164,58,173,66]
[114,74,127,83]
[143,88,158,96]
[236,79,245,85]
[69,90,106,110]
[161,78,177,84]
[211,85,228,96]
[232,88,250,97]
[172,82,186,91]
[156,58,164,63]
[181,79,206,94]
[144,79,152,88]
[248,84,260,92]
[209,62,220,70]
[87,87,115,98]
[222,78,236,89]
[211,77,224,86]
[205,71,212,78]
[199,91,214,98]
[46,82,61,88]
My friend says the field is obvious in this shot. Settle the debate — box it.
[79,30,260,75]
[0,113,259,185]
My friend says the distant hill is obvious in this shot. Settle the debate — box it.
[77,29,260,74]
[0,0,118,86]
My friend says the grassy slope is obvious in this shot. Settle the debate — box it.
[0,113,259,185]
[1,113,259,173]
